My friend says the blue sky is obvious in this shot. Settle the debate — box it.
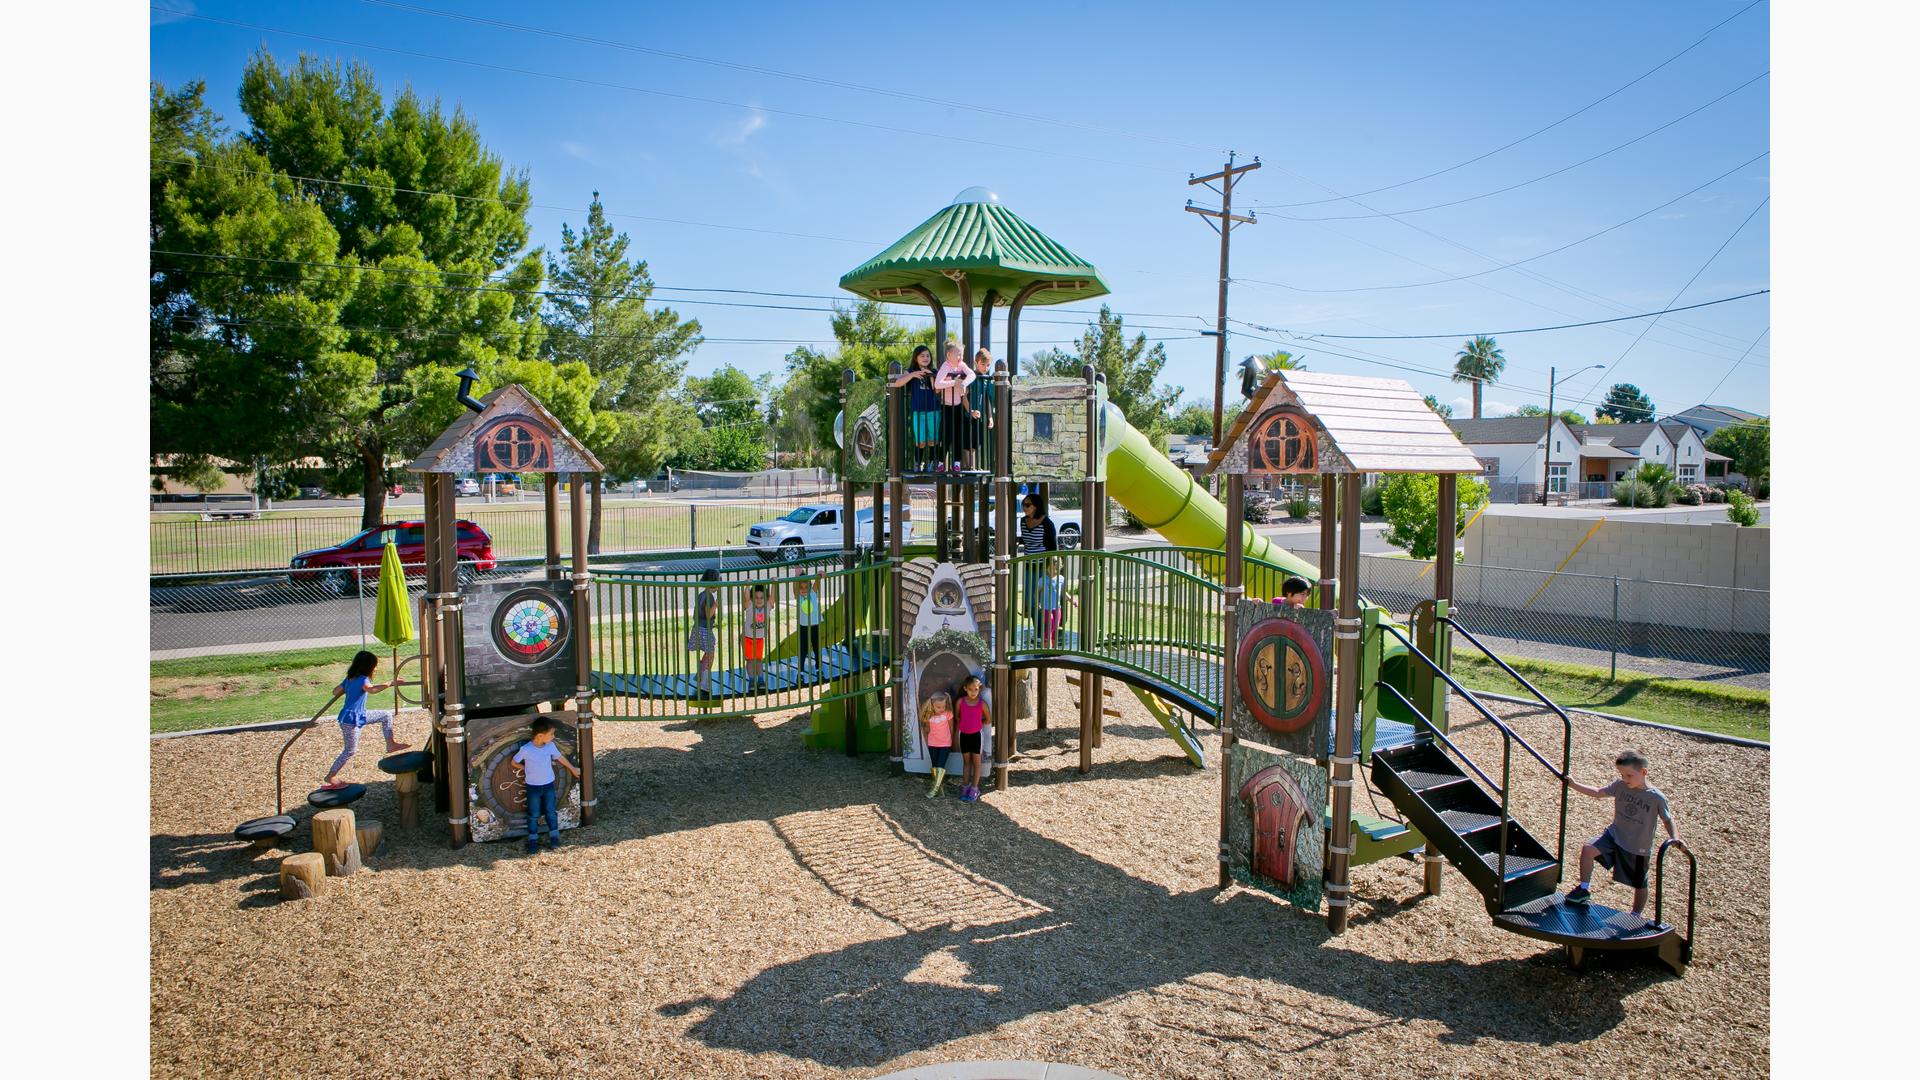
[151,0,1770,421]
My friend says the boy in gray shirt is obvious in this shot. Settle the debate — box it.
[1564,749,1678,915]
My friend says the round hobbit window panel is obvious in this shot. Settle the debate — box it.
[473,415,554,472]
[932,580,964,613]
[1236,619,1327,735]
[1250,407,1316,474]
[492,588,569,666]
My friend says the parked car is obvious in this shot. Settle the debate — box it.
[297,486,325,499]
[289,520,497,596]
[485,474,518,496]
[746,504,914,560]
[454,477,481,497]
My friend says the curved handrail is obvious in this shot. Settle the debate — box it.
[276,698,337,814]
[1655,838,1698,945]
[1375,681,1504,795]
[1377,623,1564,781]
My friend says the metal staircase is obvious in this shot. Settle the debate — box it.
[1368,620,1696,975]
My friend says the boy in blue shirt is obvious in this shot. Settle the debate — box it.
[511,717,581,854]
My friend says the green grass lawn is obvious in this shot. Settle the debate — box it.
[151,644,376,734]
[1451,652,1769,743]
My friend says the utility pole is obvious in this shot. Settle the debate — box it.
[1186,153,1261,451]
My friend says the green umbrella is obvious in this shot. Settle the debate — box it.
[373,539,416,716]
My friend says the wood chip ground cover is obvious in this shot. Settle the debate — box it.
[151,671,1766,1078]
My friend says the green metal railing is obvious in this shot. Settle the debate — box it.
[1008,548,1226,712]
[590,552,891,720]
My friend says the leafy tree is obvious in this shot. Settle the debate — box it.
[1451,335,1506,419]
[154,53,550,530]
[1596,382,1655,423]
[783,301,939,462]
[669,364,770,471]
[1511,404,1587,425]
[1169,401,1216,437]
[543,191,701,550]
[1029,305,1183,439]
[1725,487,1760,526]
[1380,473,1488,560]
[1422,394,1453,420]
[1704,418,1769,481]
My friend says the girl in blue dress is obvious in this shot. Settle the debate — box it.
[321,650,410,789]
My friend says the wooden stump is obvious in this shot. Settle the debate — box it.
[311,808,363,877]
[394,770,420,830]
[356,821,384,859]
[279,853,327,900]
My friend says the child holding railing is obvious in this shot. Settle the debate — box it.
[793,575,824,673]
[742,583,772,692]
[892,345,941,472]
[959,348,994,471]
[688,569,720,697]
[932,341,975,472]
[1037,557,1074,648]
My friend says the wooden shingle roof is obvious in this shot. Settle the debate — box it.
[408,384,603,474]
[1207,369,1481,476]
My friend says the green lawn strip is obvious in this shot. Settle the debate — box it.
[1450,652,1768,742]
[151,644,370,734]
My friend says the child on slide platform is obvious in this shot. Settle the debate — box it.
[321,650,409,790]
[742,584,771,692]
[932,341,975,472]
[1279,576,1312,608]
[1564,749,1679,916]
[920,692,954,798]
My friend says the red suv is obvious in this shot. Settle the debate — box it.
[290,520,496,596]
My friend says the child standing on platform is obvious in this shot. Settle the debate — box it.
[954,674,991,802]
[1565,749,1679,915]
[742,583,772,691]
[321,650,408,790]
[688,569,720,697]
[793,576,824,673]
[932,341,976,472]
[511,717,580,854]
[892,344,941,471]
[1038,557,1074,648]
[959,347,995,471]
[920,691,954,798]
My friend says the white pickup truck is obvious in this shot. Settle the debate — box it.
[746,504,915,560]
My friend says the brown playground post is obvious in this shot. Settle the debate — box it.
[1078,365,1099,773]
[1216,471,1244,890]
[841,371,860,756]
[991,361,1013,783]
[1318,473,1337,611]
[887,362,905,760]
[1327,474,1363,933]
[570,470,597,823]
[1425,472,1458,894]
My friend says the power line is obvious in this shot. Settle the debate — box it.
[1265,71,1768,222]
[357,0,1228,155]
[1289,289,1769,341]
[150,6,1166,172]
[151,250,1212,330]
[1574,193,1771,404]
[1238,151,1768,293]
[1700,327,1771,402]
[1252,0,1767,209]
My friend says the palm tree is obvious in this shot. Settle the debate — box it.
[1452,336,1506,419]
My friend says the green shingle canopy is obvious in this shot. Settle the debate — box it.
[839,188,1110,307]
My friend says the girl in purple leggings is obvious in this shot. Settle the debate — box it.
[321,650,409,789]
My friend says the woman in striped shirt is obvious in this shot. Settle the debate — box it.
[1019,493,1057,637]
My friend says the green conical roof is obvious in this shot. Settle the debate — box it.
[839,188,1110,308]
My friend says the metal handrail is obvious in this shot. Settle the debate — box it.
[1007,547,1222,592]
[1655,838,1698,946]
[1378,621,1570,893]
[275,697,337,813]
[1439,615,1575,882]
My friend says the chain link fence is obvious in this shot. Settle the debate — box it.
[1275,549,1769,688]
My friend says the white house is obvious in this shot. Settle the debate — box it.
[1446,416,1583,496]
[1570,422,1715,486]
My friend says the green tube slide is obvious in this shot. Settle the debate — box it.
[1100,403,1319,600]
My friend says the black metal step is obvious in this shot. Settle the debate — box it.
[1482,853,1556,881]
[1397,769,1470,794]
[1372,742,1562,911]
[1437,809,1502,836]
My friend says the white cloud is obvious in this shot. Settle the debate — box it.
[713,109,769,146]
[559,141,595,162]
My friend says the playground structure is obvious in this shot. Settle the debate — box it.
[325,188,1694,974]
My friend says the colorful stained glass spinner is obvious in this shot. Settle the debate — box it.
[499,597,562,659]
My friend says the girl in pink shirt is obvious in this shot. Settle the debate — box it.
[920,692,954,798]
[931,342,975,472]
[954,674,991,802]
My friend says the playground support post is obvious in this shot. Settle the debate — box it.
[1216,472,1245,889]
[1426,473,1457,892]
[1078,366,1098,774]
[436,474,471,848]
[993,361,1013,790]
[841,371,859,757]
[1318,474,1337,611]
[888,363,906,760]
[423,474,449,816]
[1091,373,1108,749]
[569,470,597,824]
[1035,479,1050,729]
[1328,475,1363,932]
[543,474,561,582]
